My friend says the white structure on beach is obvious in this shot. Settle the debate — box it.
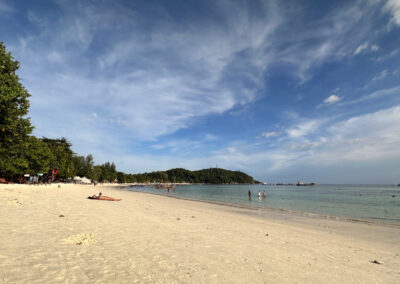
[73,176,92,184]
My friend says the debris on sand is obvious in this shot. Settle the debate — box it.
[370,260,382,265]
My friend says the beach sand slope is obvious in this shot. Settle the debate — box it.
[0,184,399,283]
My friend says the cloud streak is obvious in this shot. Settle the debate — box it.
[190,105,400,182]
[384,0,400,26]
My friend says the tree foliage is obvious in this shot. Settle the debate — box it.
[0,42,33,179]
[115,168,255,184]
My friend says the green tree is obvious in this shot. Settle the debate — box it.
[84,154,94,178]
[72,154,94,178]
[116,171,126,183]
[91,165,103,182]
[25,136,52,174]
[0,42,34,180]
[41,137,75,179]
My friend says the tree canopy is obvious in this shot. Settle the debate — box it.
[116,168,255,184]
[0,42,33,180]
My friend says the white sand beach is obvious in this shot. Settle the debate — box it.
[1,184,399,283]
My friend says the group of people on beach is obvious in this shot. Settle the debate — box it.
[248,190,266,201]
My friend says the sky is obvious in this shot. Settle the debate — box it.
[1,0,400,183]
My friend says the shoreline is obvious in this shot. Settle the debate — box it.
[119,185,400,228]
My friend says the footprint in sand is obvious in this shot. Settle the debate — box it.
[63,233,97,246]
[6,199,22,206]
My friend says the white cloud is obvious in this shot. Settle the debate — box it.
[339,85,400,106]
[286,120,323,138]
[276,2,379,82]
[8,0,385,146]
[375,49,398,61]
[262,131,279,138]
[324,94,341,105]
[354,43,369,55]
[370,44,380,51]
[11,0,285,142]
[384,0,400,26]
[363,69,389,89]
[353,42,379,55]
[180,105,400,181]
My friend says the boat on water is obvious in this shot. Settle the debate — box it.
[296,181,316,186]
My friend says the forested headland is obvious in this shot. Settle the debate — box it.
[0,42,256,184]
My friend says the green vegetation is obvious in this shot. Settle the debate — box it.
[0,42,255,184]
[0,42,33,180]
[117,168,255,184]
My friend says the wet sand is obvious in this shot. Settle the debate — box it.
[1,183,399,283]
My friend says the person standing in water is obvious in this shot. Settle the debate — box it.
[248,190,251,200]
[258,191,261,200]
[263,190,266,200]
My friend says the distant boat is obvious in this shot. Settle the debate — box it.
[296,182,316,186]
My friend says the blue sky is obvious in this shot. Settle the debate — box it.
[1,0,400,183]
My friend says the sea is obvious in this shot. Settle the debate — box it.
[125,184,400,224]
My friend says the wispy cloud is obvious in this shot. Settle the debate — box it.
[6,0,387,146]
[375,49,398,61]
[370,44,380,51]
[354,43,369,55]
[11,0,286,142]
[275,1,382,82]
[262,131,279,138]
[354,42,380,55]
[325,94,341,104]
[285,119,324,138]
[338,85,400,106]
[316,94,342,108]
[363,69,389,89]
[384,0,400,26]
[184,105,400,181]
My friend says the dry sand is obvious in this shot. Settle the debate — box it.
[0,183,399,283]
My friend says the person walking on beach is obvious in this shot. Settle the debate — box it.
[248,190,251,200]
[263,190,266,200]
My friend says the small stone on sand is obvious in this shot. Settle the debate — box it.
[370,260,382,265]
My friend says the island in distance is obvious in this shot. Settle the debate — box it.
[123,168,256,184]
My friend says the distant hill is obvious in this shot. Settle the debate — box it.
[122,168,256,184]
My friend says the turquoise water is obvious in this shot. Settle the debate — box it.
[126,184,400,223]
